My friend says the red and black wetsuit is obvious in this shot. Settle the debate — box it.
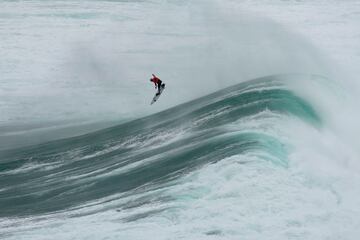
[150,74,163,94]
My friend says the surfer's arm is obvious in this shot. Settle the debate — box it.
[152,74,161,81]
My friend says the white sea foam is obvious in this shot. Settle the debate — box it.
[1,0,360,240]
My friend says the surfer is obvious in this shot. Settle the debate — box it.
[150,74,164,95]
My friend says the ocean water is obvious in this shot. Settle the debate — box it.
[1,0,360,239]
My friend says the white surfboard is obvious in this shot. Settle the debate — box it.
[150,84,165,105]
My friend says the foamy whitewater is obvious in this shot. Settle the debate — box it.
[1,1,360,239]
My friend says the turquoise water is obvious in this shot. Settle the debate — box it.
[2,0,360,239]
[0,75,320,217]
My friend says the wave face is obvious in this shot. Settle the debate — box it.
[2,0,360,239]
[0,75,324,237]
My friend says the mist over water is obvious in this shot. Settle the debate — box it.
[1,0,360,239]
[0,0,336,149]
[0,0,334,126]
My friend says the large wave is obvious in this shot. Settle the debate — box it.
[0,75,319,217]
[2,0,360,239]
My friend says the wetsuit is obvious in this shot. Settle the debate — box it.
[150,74,163,94]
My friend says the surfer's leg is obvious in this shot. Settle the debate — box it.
[157,81,162,94]
[156,86,160,95]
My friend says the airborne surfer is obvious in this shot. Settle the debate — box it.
[150,74,165,95]
[149,74,166,105]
